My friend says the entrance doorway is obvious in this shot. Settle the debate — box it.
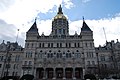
[75,68,82,79]
[46,68,53,79]
[36,68,44,79]
[56,68,63,79]
[65,68,73,78]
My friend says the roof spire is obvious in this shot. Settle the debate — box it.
[83,16,85,21]
[2,40,4,43]
[81,16,92,31]
[58,4,63,14]
[35,17,37,22]
[27,17,38,32]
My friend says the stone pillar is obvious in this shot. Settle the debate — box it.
[83,68,85,79]
[36,69,39,79]
[63,68,66,80]
[53,68,56,79]
[33,68,36,79]
[73,67,76,80]
[43,68,46,79]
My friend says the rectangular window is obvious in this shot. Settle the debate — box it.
[26,43,29,48]
[69,43,71,47]
[30,52,32,58]
[60,43,62,47]
[101,55,105,61]
[39,43,41,48]
[51,43,53,47]
[31,43,33,48]
[24,61,27,65]
[57,43,59,47]
[63,29,65,34]
[55,29,57,34]
[26,52,28,58]
[59,29,61,34]
[48,43,50,47]
[66,43,68,47]
[92,61,95,65]
[29,61,32,65]
[90,43,92,47]
[85,43,87,47]
[0,64,2,68]
[87,61,90,65]
[0,56,3,61]
[74,43,76,47]
[78,43,80,47]
[42,43,44,47]
[6,64,10,69]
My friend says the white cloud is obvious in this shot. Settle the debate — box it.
[63,0,74,9]
[0,0,120,47]
[0,0,74,26]
[0,0,15,12]
[69,15,120,47]
[33,14,120,47]
[0,0,74,46]
[82,0,91,3]
[37,19,52,35]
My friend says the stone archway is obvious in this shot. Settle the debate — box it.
[56,68,63,79]
[46,68,53,79]
[75,67,82,79]
[65,68,73,79]
[37,68,44,79]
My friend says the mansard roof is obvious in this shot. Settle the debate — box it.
[81,17,92,32]
[0,41,23,51]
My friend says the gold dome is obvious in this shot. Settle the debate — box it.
[54,14,67,20]
[53,5,67,21]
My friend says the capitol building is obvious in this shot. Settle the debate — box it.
[0,5,120,80]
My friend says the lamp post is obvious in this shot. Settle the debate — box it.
[96,53,100,79]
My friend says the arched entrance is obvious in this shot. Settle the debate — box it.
[75,67,82,79]
[56,68,63,79]
[65,68,73,79]
[37,68,44,79]
[46,68,53,79]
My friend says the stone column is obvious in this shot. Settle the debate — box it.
[43,68,46,80]
[33,68,36,79]
[73,67,76,80]
[53,68,56,79]
[63,67,66,80]
[83,68,85,79]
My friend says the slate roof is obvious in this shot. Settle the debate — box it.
[28,20,38,32]
[81,18,92,32]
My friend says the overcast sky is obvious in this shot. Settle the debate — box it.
[0,0,120,47]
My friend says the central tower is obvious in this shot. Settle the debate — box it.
[51,5,69,36]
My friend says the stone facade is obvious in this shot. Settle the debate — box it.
[0,5,120,80]
[0,40,23,78]
[22,5,97,80]
[95,40,120,78]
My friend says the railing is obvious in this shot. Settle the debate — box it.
[22,65,32,69]
[86,65,97,68]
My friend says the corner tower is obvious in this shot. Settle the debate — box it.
[51,5,69,36]
[26,19,39,40]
